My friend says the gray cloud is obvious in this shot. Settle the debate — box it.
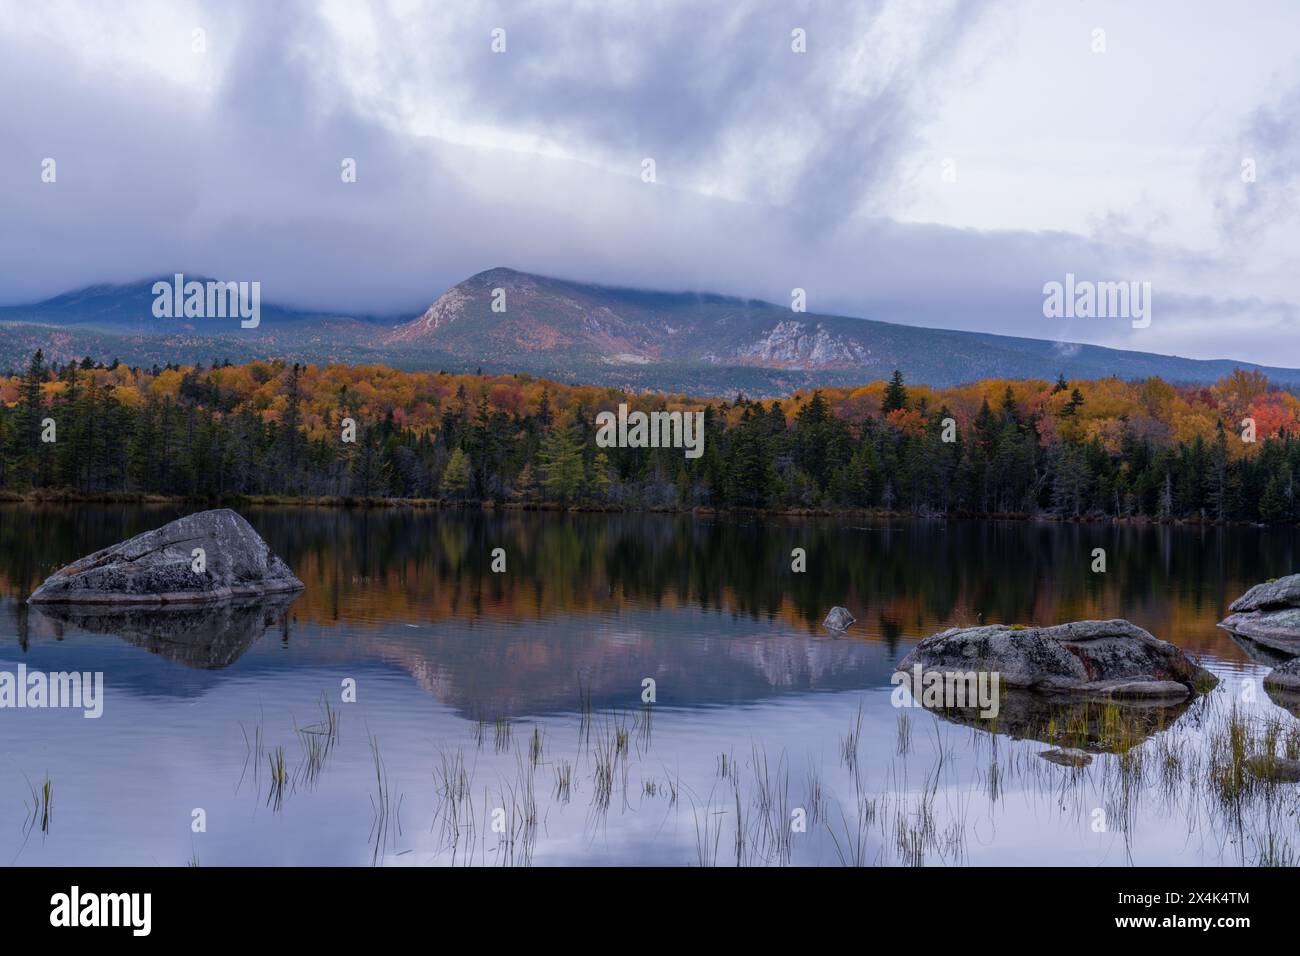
[0,0,1297,366]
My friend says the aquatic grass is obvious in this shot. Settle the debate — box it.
[749,745,793,865]
[489,758,539,867]
[636,703,654,752]
[297,729,328,789]
[1257,831,1298,867]
[553,759,573,804]
[528,725,544,769]
[717,750,734,780]
[662,767,680,807]
[367,735,403,865]
[493,715,512,753]
[1207,703,1254,808]
[577,676,593,743]
[896,713,912,755]
[266,746,289,811]
[841,702,864,778]
[294,695,340,790]
[805,764,826,826]
[826,798,872,867]
[613,710,631,759]
[591,729,616,814]
[22,774,53,838]
[432,747,475,853]
[237,711,266,794]
[688,786,725,867]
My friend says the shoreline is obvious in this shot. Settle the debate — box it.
[0,489,1286,528]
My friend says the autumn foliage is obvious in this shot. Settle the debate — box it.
[2,354,1298,522]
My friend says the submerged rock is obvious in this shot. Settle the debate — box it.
[1218,574,1300,652]
[823,607,855,631]
[1038,748,1093,768]
[27,509,303,605]
[896,620,1216,701]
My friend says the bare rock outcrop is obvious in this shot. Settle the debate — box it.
[27,509,303,605]
[1218,574,1300,652]
[896,619,1216,701]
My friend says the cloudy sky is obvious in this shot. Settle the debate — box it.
[2,0,1298,364]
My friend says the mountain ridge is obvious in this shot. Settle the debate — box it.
[1,267,1298,394]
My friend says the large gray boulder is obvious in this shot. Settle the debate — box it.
[27,509,303,605]
[896,619,1216,701]
[1219,573,1300,651]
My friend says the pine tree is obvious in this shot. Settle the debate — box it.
[882,370,908,414]
[537,423,585,503]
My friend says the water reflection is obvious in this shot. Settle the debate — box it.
[3,505,1295,659]
[2,505,1298,866]
[29,595,300,669]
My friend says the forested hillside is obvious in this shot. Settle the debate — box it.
[1,352,1298,522]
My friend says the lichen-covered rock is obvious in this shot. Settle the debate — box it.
[27,509,303,605]
[823,606,855,631]
[896,620,1216,700]
[1228,574,1300,613]
[1219,574,1300,651]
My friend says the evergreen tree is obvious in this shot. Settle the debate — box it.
[441,447,471,499]
[882,370,908,414]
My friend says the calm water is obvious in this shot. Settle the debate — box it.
[1,505,1298,866]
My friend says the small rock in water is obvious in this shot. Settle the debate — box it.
[1264,657,1300,693]
[823,606,855,631]
[1038,748,1093,768]
[1262,657,1300,718]
[27,508,303,605]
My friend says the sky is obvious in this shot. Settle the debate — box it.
[1,0,1298,364]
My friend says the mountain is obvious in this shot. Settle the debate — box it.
[0,277,408,329]
[381,267,1300,390]
[2,267,1298,394]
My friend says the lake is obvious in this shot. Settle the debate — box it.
[2,504,1297,866]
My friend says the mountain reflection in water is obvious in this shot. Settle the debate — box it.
[1,505,1297,866]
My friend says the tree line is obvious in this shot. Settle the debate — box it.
[1,352,1297,523]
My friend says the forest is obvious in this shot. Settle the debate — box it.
[1,350,1298,523]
